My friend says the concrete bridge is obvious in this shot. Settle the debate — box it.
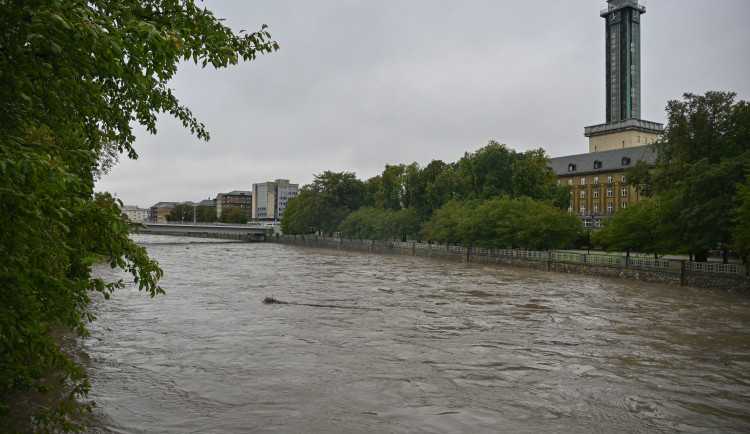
[137,222,270,242]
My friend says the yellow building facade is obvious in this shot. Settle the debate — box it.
[549,145,656,228]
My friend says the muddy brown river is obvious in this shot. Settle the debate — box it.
[66,235,750,432]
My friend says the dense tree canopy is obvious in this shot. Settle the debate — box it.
[591,199,670,257]
[166,204,194,222]
[195,205,218,223]
[421,197,580,249]
[635,92,749,262]
[608,91,750,261]
[282,142,569,246]
[731,174,750,261]
[454,142,568,206]
[219,207,249,224]
[280,171,366,236]
[0,0,276,430]
[338,207,420,241]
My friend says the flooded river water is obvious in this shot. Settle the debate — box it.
[76,235,750,433]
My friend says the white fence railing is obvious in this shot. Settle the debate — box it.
[586,255,621,266]
[686,262,740,274]
[628,258,670,269]
[551,252,581,263]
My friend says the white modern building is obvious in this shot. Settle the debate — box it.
[252,179,298,221]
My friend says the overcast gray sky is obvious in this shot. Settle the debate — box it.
[95,0,750,208]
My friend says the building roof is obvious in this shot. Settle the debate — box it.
[150,201,179,208]
[197,199,215,207]
[218,190,252,196]
[548,145,657,176]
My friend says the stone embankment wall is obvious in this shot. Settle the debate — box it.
[269,235,750,293]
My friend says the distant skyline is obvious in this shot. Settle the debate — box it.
[95,0,750,207]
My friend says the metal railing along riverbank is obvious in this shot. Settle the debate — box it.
[270,235,749,292]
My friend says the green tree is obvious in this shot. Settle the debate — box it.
[375,164,407,211]
[458,141,517,200]
[420,199,472,245]
[362,175,380,208]
[388,208,421,241]
[511,148,569,208]
[280,189,316,235]
[624,160,655,198]
[650,91,750,262]
[166,204,195,222]
[280,172,365,236]
[408,159,449,221]
[592,199,676,258]
[195,206,217,223]
[731,174,750,262]
[425,164,471,213]
[220,207,249,224]
[338,206,386,239]
[460,197,579,249]
[510,198,581,250]
[0,1,276,429]
[312,171,366,235]
[422,196,579,249]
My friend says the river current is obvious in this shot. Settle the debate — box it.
[73,235,750,432]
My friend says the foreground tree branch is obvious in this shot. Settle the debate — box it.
[0,1,277,430]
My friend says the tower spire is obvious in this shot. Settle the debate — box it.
[602,0,646,122]
[584,0,662,153]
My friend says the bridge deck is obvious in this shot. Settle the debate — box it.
[137,222,269,241]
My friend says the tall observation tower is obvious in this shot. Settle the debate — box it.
[584,0,662,153]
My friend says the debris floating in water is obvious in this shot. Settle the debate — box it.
[261,297,380,311]
[263,296,287,304]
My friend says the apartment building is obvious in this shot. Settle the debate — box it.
[252,179,298,221]
[215,190,252,218]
